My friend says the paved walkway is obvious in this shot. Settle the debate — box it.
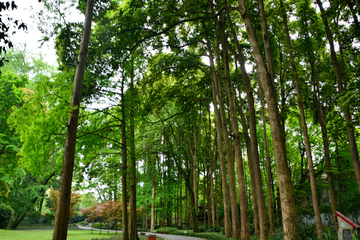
[77,226,205,240]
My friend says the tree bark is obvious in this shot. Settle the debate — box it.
[52,1,94,239]
[218,12,249,239]
[258,77,275,237]
[129,71,139,240]
[150,161,155,232]
[224,5,268,238]
[258,0,275,81]
[216,47,241,240]
[209,120,216,226]
[121,77,129,240]
[235,83,260,236]
[309,51,338,231]
[204,29,231,237]
[225,10,261,235]
[180,177,183,229]
[237,1,300,239]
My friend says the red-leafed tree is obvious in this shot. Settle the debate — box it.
[99,200,122,229]
[49,188,81,218]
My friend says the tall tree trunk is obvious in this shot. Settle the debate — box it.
[203,164,206,225]
[52,1,94,239]
[309,51,338,230]
[215,46,241,240]
[218,13,249,239]
[145,211,148,230]
[121,77,129,240]
[150,155,155,231]
[235,84,260,236]
[215,164,219,227]
[182,174,198,232]
[185,188,188,227]
[258,77,275,237]
[188,110,200,228]
[224,5,268,238]
[237,1,300,239]
[225,11,260,235]
[180,177,183,229]
[204,30,231,237]
[280,1,324,237]
[209,114,216,226]
[258,0,275,81]
[129,72,139,240]
[316,0,360,193]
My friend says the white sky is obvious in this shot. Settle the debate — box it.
[5,0,84,67]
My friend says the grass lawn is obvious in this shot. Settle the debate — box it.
[15,225,80,231]
[0,229,148,240]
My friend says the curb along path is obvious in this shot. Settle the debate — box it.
[77,226,205,240]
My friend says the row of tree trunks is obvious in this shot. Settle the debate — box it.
[204,28,232,237]
[237,0,300,239]
[280,1,324,238]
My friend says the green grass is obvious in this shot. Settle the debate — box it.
[15,225,80,231]
[0,229,121,240]
[0,229,164,240]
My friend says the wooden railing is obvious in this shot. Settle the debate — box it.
[335,211,360,240]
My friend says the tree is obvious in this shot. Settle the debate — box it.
[48,188,81,218]
[52,0,94,239]
[236,0,300,239]
[280,0,324,237]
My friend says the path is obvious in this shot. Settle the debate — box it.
[77,226,205,240]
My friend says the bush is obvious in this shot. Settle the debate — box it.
[269,228,284,240]
[169,231,228,240]
[94,223,109,229]
[91,236,121,240]
[152,227,179,234]
[27,210,42,224]
[198,224,222,233]
[44,212,55,225]
[322,226,337,240]
[70,215,85,223]
[299,224,317,239]
[93,222,121,230]
[0,203,14,229]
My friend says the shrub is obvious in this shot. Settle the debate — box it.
[299,224,317,239]
[198,224,221,233]
[70,215,85,223]
[44,212,55,225]
[322,226,337,240]
[269,228,284,240]
[93,222,121,230]
[27,210,42,224]
[91,236,121,240]
[152,227,179,234]
[94,222,109,229]
[0,203,14,229]
[170,231,228,240]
